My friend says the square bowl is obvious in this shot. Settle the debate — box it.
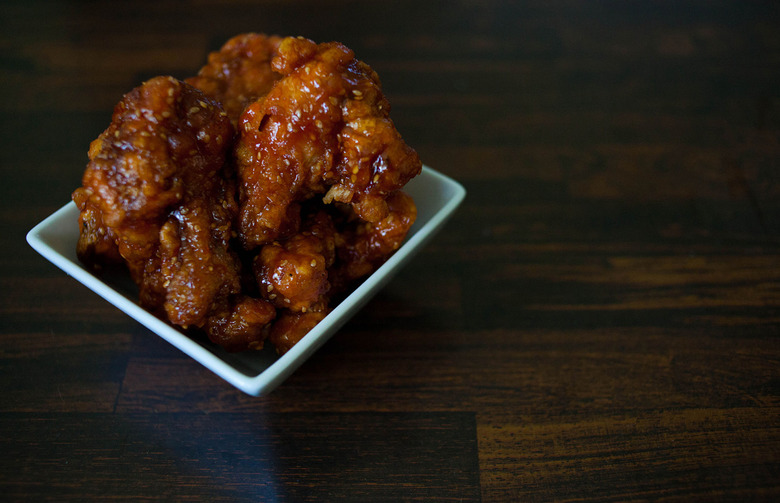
[26,165,465,396]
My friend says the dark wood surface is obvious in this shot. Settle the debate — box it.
[2,1,779,501]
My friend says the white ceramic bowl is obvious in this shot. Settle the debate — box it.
[27,165,466,395]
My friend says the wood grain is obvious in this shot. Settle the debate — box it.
[2,0,779,500]
[1,412,480,501]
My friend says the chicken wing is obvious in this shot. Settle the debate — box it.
[73,76,275,350]
[253,209,337,313]
[235,36,422,250]
[267,310,328,355]
[331,190,417,292]
[186,33,283,126]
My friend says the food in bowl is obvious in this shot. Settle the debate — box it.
[72,34,422,354]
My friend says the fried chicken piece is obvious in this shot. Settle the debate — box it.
[268,310,328,355]
[73,199,124,268]
[73,76,275,350]
[205,296,277,352]
[253,192,415,351]
[253,210,337,313]
[235,36,422,249]
[186,33,283,126]
[73,76,231,280]
[331,190,417,291]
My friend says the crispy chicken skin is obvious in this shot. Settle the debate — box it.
[72,76,275,350]
[254,209,337,313]
[268,311,328,355]
[331,190,417,291]
[235,36,422,250]
[74,34,421,354]
[186,33,283,126]
[254,195,416,355]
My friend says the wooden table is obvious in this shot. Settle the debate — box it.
[2,1,779,500]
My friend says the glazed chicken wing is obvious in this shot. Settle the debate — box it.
[267,311,328,355]
[331,190,417,291]
[253,209,337,313]
[186,33,283,126]
[235,36,422,250]
[257,193,415,353]
[72,76,275,351]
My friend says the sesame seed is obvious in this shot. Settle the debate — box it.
[310,259,317,267]
[189,106,200,114]
[352,166,359,175]
[163,279,170,287]
[198,100,208,108]
[315,120,323,129]
[269,294,277,300]
[161,111,171,118]
[353,89,363,97]
[167,88,174,97]
[284,298,290,304]
[267,284,273,292]
[373,174,380,183]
